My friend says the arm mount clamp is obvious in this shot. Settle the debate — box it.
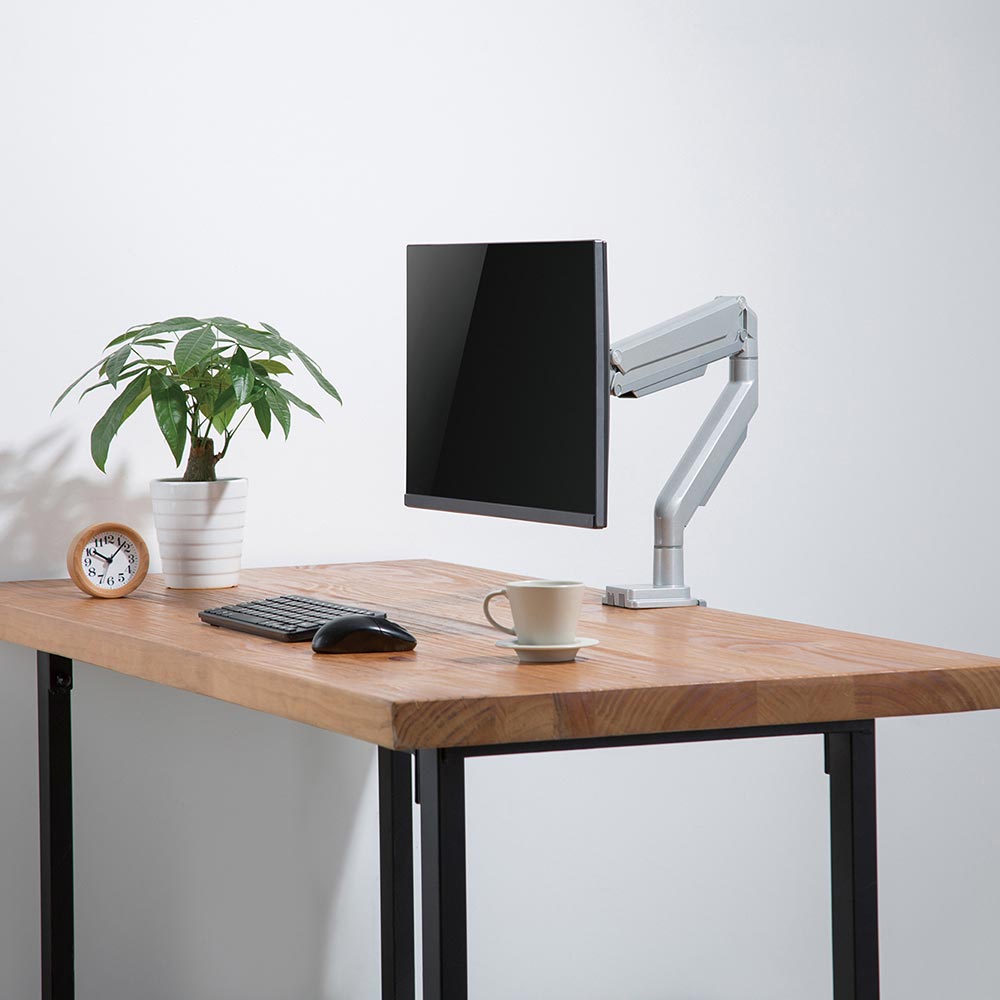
[604,295,758,609]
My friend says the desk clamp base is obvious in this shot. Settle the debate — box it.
[603,583,702,609]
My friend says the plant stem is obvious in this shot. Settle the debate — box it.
[230,405,253,437]
[213,407,250,465]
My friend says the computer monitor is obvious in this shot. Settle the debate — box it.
[405,240,609,528]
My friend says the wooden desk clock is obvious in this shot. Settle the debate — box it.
[66,522,149,598]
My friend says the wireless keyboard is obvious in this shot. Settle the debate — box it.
[199,594,387,642]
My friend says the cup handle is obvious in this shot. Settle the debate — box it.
[483,589,516,635]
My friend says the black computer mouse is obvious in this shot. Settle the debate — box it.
[311,615,417,654]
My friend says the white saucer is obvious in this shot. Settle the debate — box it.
[496,637,599,663]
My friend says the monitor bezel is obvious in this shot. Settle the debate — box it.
[404,239,610,529]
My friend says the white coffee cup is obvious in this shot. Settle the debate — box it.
[482,580,585,646]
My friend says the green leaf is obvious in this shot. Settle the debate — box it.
[79,380,114,400]
[259,321,282,337]
[252,394,271,437]
[103,326,151,350]
[230,347,255,405]
[174,327,217,374]
[104,318,194,348]
[89,371,150,472]
[206,316,249,335]
[208,384,237,434]
[194,390,214,421]
[149,371,189,467]
[78,360,149,399]
[132,337,172,347]
[216,325,292,356]
[289,345,342,403]
[211,401,237,435]
[104,344,133,388]
[214,384,236,412]
[273,385,321,420]
[195,379,228,421]
[122,378,152,421]
[146,316,205,335]
[252,358,293,376]
[265,386,291,438]
[178,348,228,386]
[52,358,106,412]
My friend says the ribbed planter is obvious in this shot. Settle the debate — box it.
[150,478,248,589]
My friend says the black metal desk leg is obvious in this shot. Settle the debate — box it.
[37,652,74,1000]
[378,749,415,1000]
[826,723,879,1000]
[417,749,467,1000]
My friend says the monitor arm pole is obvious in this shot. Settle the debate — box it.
[605,295,758,608]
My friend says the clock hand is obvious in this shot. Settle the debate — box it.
[106,541,127,564]
[92,548,112,563]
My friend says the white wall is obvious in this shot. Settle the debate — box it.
[2,1,999,997]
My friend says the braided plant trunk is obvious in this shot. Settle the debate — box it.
[183,437,218,482]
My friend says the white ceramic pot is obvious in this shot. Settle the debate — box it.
[150,478,248,589]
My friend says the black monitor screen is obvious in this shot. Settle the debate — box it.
[406,240,609,528]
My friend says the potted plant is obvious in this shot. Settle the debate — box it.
[54,316,340,588]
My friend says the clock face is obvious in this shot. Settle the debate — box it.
[80,529,142,592]
[67,522,149,598]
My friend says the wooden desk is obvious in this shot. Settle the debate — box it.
[4,559,1000,1000]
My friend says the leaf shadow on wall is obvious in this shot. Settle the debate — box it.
[0,429,378,998]
[0,428,151,581]
[0,427,155,996]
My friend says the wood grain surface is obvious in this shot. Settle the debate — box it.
[2,559,999,749]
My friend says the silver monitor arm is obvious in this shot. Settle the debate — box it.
[605,295,758,608]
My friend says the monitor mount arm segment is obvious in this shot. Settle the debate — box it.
[605,295,758,609]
